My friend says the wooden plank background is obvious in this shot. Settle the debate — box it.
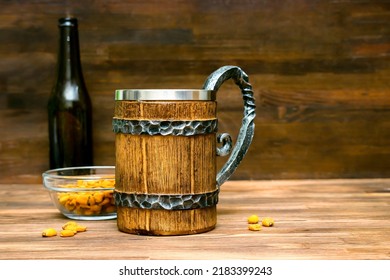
[1,0,390,183]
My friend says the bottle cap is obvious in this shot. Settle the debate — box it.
[58,17,78,27]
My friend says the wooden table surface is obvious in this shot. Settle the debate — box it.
[0,179,389,260]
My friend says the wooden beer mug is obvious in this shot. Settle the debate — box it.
[112,66,256,235]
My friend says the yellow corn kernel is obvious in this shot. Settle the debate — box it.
[79,203,90,209]
[62,222,78,233]
[60,229,76,237]
[248,224,262,231]
[75,224,87,232]
[247,214,259,224]
[76,193,89,205]
[68,197,77,206]
[42,228,57,237]
[62,221,87,233]
[62,221,78,228]
[262,217,274,227]
[88,195,96,206]
[93,192,104,204]
[73,206,83,214]
[64,201,76,211]
[58,194,69,205]
[90,204,102,212]
[100,197,111,206]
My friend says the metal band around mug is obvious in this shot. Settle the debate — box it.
[114,189,219,210]
[112,119,218,136]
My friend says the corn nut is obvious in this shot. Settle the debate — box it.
[60,229,76,237]
[247,214,259,224]
[262,217,274,227]
[42,228,57,237]
[57,179,116,216]
[62,221,87,232]
[248,224,262,231]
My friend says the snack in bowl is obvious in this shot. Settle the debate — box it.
[42,166,116,220]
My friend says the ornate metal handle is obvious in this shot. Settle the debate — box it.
[203,66,256,188]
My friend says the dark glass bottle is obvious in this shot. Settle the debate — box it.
[48,17,93,169]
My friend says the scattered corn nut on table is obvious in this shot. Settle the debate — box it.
[0,179,389,259]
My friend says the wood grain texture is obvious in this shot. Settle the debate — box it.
[1,0,390,182]
[114,101,216,120]
[0,179,389,259]
[114,100,217,235]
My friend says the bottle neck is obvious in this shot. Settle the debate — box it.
[56,18,84,82]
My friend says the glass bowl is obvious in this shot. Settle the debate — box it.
[42,166,116,220]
